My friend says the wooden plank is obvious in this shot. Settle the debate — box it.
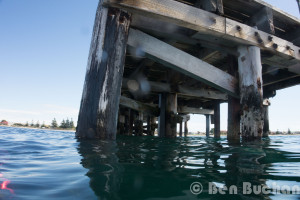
[178,106,214,115]
[225,18,300,60]
[127,29,238,97]
[104,0,300,61]
[104,0,226,35]
[119,96,159,116]
[76,3,131,139]
[238,46,264,141]
[122,78,228,100]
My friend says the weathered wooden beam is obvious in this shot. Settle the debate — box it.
[238,46,264,141]
[248,7,275,34]
[104,0,300,61]
[205,114,210,137]
[178,106,214,115]
[195,0,224,15]
[214,102,220,138]
[123,78,228,100]
[127,29,238,97]
[119,96,159,116]
[76,2,131,139]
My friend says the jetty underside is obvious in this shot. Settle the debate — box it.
[76,0,300,142]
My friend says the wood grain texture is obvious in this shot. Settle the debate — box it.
[104,0,300,61]
[76,2,131,139]
[238,46,264,141]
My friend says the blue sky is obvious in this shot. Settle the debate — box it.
[0,0,299,132]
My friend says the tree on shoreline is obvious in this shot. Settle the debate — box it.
[51,118,58,128]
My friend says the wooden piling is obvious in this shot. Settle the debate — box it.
[205,114,210,137]
[227,56,241,142]
[214,102,221,138]
[184,121,188,137]
[158,93,166,137]
[179,122,183,137]
[76,1,131,139]
[228,96,241,142]
[158,93,178,138]
[166,93,178,138]
[135,112,143,136]
[150,117,156,136]
[238,46,264,141]
[263,100,270,137]
[147,116,151,136]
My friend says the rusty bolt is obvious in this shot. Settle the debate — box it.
[272,43,278,49]
[268,36,273,41]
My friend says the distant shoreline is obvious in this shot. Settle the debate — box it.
[1,125,299,135]
[0,125,75,133]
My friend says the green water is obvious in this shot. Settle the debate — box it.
[0,127,299,199]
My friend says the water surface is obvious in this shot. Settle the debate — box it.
[0,127,300,199]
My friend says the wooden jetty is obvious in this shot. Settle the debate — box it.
[76,0,300,142]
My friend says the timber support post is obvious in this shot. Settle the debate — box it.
[166,93,178,138]
[135,112,143,136]
[76,1,131,139]
[179,121,183,137]
[117,112,125,135]
[214,102,220,138]
[158,93,178,138]
[206,114,210,137]
[263,99,270,137]
[158,93,166,137]
[238,46,264,141]
[227,56,241,142]
[184,121,188,137]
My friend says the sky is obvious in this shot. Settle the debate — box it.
[0,0,299,132]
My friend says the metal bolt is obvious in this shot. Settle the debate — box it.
[268,36,273,41]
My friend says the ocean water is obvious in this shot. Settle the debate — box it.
[0,127,300,200]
